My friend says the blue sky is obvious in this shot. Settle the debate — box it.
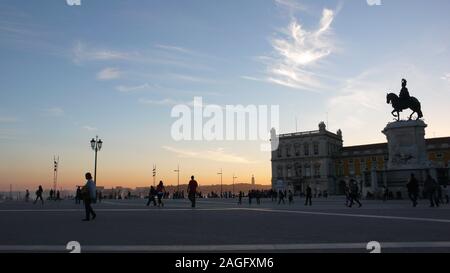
[1,0,450,190]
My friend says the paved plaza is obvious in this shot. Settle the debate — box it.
[1,197,450,253]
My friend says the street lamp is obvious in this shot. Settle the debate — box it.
[174,165,180,193]
[217,169,223,198]
[90,136,103,185]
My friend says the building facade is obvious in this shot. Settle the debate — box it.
[271,122,450,196]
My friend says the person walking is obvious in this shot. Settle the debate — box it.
[33,185,44,205]
[75,186,82,204]
[156,181,165,207]
[407,173,419,207]
[238,191,243,205]
[288,190,294,205]
[188,176,198,208]
[424,174,439,207]
[383,186,389,202]
[305,186,312,206]
[344,184,351,207]
[146,186,157,206]
[278,190,285,205]
[256,190,261,205]
[81,172,97,221]
[25,189,30,202]
[349,180,362,208]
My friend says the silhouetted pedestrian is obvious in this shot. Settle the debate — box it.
[81,172,96,221]
[33,185,44,205]
[75,186,82,204]
[305,186,312,206]
[383,186,389,202]
[25,189,30,202]
[424,174,439,207]
[278,190,285,205]
[146,186,157,206]
[156,181,165,207]
[288,190,294,205]
[188,176,198,208]
[407,173,419,207]
[349,180,362,208]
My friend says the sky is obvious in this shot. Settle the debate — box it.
[1,0,450,191]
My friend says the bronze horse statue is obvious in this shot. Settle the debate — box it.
[386,93,423,121]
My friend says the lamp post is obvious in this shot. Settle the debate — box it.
[232,174,237,197]
[217,169,223,198]
[152,164,156,187]
[90,136,103,185]
[174,165,180,193]
[53,156,59,194]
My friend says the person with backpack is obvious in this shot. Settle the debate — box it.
[81,172,97,221]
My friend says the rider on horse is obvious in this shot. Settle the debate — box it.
[399,78,410,109]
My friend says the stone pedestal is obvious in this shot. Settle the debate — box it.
[382,120,428,170]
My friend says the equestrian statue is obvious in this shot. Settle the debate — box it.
[386,79,423,121]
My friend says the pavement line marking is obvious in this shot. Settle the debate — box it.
[3,241,450,252]
[0,208,245,213]
[245,208,450,224]
[3,207,450,224]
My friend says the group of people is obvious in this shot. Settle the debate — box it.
[146,176,199,208]
[344,180,362,208]
[407,173,449,208]
[146,180,167,207]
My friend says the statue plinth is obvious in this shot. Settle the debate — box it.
[382,120,429,170]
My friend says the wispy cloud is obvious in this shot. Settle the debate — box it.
[82,125,98,131]
[162,146,259,164]
[170,73,216,84]
[441,73,450,82]
[43,107,64,117]
[274,0,307,12]
[154,44,192,54]
[138,98,192,106]
[266,8,335,91]
[244,6,336,91]
[116,83,155,93]
[72,41,133,64]
[97,67,121,80]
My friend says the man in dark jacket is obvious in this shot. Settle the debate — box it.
[305,186,312,206]
[406,173,419,207]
